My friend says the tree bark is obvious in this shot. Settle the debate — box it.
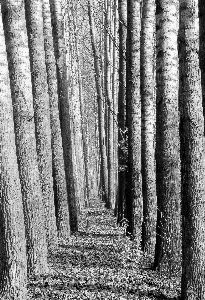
[50,0,78,232]
[140,0,157,256]
[126,0,142,239]
[154,0,181,275]
[25,0,57,248]
[117,0,127,224]
[0,10,27,298]
[1,0,48,276]
[42,0,70,240]
[88,0,109,206]
[199,0,205,131]
[179,0,205,298]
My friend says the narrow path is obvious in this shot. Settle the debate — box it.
[28,199,180,299]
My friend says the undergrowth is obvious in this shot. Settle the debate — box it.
[28,199,181,299]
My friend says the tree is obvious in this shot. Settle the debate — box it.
[25,0,57,247]
[199,0,205,130]
[49,0,78,232]
[153,0,181,275]
[2,0,48,276]
[125,0,142,239]
[140,0,156,256]
[88,0,109,206]
[104,0,115,209]
[42,0,71,239]
[154,0,182,274]
[179,0,205,298]
[117,0,127,223]
[0,9,27,298]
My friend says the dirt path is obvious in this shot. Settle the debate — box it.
[28,199,180,299]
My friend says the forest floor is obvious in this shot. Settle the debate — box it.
[28,199,181,300]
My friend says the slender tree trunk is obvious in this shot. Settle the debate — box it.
[105,0,115,209]
[70,5,90,206]
[88,0,109,206]
[0,10,27,298]
[113,0,119,212]
[199,0,205,131]
[50,0,78,232]
[25,0,57,248]
[42,0,70,240]
[126,0,142,239]
[179,0,205,298]
[1,0,48,276]
[154,0,181,275]
[140,0,156,256]
[117,0,127,224]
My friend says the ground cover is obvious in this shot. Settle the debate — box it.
[28,199,181,299]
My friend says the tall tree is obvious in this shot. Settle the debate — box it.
[179,0,205,298]
[199,0,205,129]
[140,0,156,255]
[70,2,90,205]
[126,0,142,239]
[0,9,27,298]
[42,0,70,239]
[50,0,78,232]
[104,0,115,209]
[25,0,57,247]
[1,0,48,276]
[117,0,127,223]
[88,0,109,206]
[154,0,181,274]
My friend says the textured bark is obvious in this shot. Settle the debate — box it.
[126,0,142,239]
[50,0,78,232]
[141,0,156,256]
[0,10,27,299]
[117,0,127,223]
[88,0,109,205]
[1,0,48,276]
[154,0,181,275]
[179,0,205,298]
[25,0,57,247]
[105,0,115,209]
[42,0,70,240]
[199,0,205,130]
[112,0,119,212]
[71,7,90,205]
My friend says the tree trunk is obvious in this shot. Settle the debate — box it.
[105,0,115,209]
[50,0,78,232]
[140,0,156,256]
[88,0,109,206]
[199,0,205,131]
[1,0,48,276]
[154,0,181,275]
[179,0,205,298]
[25,0,57,248]
[0,10,27,298]
[117,0,127,224]
[126,0,142,239]
[42,0,70,240]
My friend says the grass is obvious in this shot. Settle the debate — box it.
[27,199,181,299]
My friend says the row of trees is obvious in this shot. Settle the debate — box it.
[85,0,205,299]
[0,0,91,298]
[0,0,205,299]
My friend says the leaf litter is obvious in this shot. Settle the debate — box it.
[28,199,181,299]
